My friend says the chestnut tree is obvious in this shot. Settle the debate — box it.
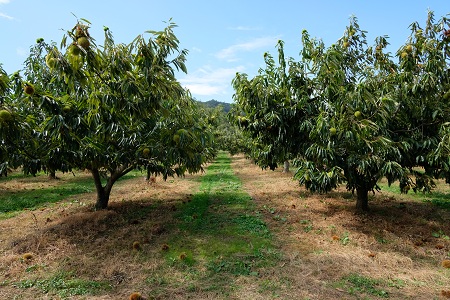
[232,12,450,211]
[13,19,214,209]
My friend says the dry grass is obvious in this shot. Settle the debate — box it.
[0,172,199,299]
[232,154,450,299]
[1,155,450,299]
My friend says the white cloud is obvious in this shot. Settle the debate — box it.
[0,0,15,20]
[180,65,245,98]
[216,36,280,61]
[184,84,223,96]
[0,12,13,19]
[228,26,261,31]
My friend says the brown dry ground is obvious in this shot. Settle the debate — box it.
[233,155,450,300]
[1,154,450,299]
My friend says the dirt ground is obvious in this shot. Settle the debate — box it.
[232,154,450,299]
[1,154,450,299]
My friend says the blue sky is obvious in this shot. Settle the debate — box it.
[0,1,448,103]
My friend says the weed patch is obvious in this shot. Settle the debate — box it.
[16,271,111,298]
[335,274,389,298]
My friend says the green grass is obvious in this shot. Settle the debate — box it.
[378,181,450,210]
[16,271,111,298]
[160,151,279,294]
[335,274,389,298]
[0,169,143,218]
[0,177,94,214]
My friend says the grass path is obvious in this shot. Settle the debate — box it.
[152,151,280,298]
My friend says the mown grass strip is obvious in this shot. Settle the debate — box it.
[160,152,278,295]
[0,177,94,215]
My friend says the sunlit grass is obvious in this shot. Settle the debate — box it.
[377,179,450,210]
[160,152,278,293]
[334,274,389,298]
[0,169,143,218]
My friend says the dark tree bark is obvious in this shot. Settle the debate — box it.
[91,165,135,209]
[355,186,369,211]
[146,167,151,181]
[48,169,57,180]
[91,168,110,209]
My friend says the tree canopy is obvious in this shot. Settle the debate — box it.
[1,19,215,209]
[231,11,450,211]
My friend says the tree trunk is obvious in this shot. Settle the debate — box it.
[146,167,151,181]
[283,160,290,173]
[48,170,57,180]
[355,186,369,211]
[91,169,111,209]
[95,185,111,209]
[91,165,135,209]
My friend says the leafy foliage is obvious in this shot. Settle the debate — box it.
[232,12,450,210]
[231,41,315,170]
[1,19,215,208]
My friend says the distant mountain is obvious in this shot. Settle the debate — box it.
[197,99,232,113]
